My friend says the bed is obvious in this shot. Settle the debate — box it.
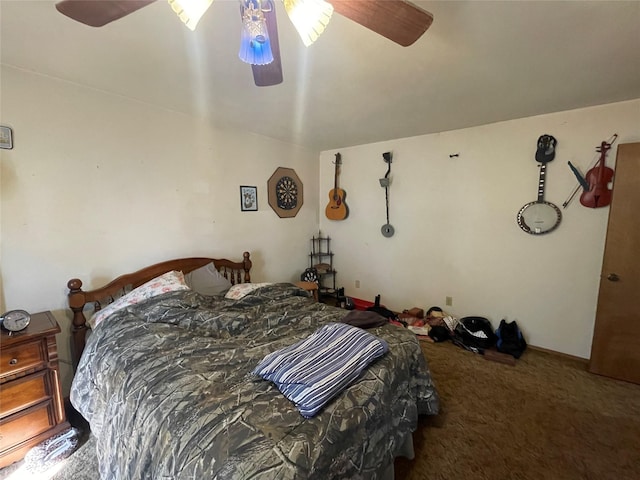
[67,251,439,479]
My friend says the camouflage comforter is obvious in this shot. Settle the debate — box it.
[70,283,439,479]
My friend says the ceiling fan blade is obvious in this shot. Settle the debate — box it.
[55,0,157,27]
[331,0,433,47]
[250,2,283,87]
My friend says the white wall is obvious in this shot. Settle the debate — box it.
[1,66,319,393]
[2,63,639,389]
[319,99,640,359]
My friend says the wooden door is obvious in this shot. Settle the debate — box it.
[589,142,640,384]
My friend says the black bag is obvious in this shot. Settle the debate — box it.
[428,325,450,342]
[496,320,527,358]
[454,316,497,350]
[366,294,398,321]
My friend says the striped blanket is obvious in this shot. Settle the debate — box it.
[253,322,389,417]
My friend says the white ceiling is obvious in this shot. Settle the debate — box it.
[2,0,639,152]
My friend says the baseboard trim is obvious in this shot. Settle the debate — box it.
[528,344,589,366]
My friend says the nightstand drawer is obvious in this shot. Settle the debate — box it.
[0,340,45,377]
[0,312,68,468]
[0,400,55,452]
[0,370,50,417]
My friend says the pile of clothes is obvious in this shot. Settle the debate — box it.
[339,295,527,360]
[404,306,528,360]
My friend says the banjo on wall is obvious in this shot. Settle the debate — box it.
[517,135,562,235]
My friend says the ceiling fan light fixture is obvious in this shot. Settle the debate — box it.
[168,0,214,31]
[283,0,333,47]
[239,0,274,65]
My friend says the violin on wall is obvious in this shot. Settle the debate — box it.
[579,140,615,208]
[566,135,617,209]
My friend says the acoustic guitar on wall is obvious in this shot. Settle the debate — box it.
[325,153,348,220]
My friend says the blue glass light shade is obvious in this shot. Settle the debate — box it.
[238,0,274,65]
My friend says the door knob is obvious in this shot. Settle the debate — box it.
[607,273,620,282]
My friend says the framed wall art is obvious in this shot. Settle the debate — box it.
[240,186,258,211]
[0,126,13,150]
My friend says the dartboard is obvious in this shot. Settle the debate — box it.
[267,167,303,218]
[276,176,298,210]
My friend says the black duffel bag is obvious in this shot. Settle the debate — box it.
[454,316,497,350]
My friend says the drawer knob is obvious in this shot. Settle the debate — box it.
[9,358,18,365]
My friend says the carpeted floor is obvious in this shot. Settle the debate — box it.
[3,341,639,479]
[396,341,640,480]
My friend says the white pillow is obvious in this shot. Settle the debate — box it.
[89,270,189,328]
[184,262,232,296]
[224,282,271,300]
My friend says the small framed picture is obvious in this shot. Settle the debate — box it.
[0,126,13,150]
[240,186,258,211]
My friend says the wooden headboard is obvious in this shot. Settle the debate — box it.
[67,252,252,367]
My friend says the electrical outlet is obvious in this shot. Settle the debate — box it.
[446,296,453,306]
[355,280,361,288]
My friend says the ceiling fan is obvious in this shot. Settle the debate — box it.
[54,0,434,87]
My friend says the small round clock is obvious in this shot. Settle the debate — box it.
[1,309,31,332]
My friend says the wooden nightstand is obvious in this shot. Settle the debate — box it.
[0,311,70,467]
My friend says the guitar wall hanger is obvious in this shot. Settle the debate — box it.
[380,152,395,237]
